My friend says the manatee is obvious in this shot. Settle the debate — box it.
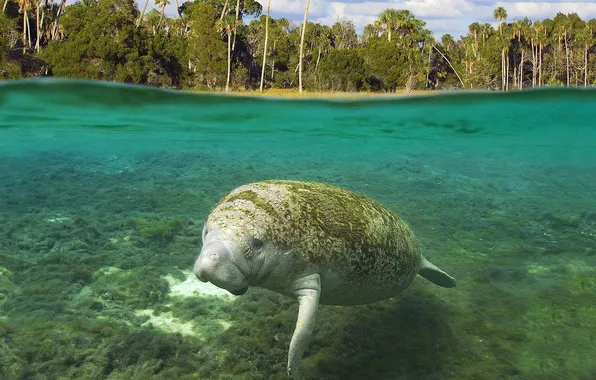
[193,180,456,377]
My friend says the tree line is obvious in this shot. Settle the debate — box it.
[1,0,595,92]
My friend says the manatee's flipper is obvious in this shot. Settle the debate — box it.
[287,273,321,378]
[418,256,456,288]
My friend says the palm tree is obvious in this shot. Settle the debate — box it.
[173,0,181,19]
[468,22,480,58]
[18,0,33,53]
[137,0,149,27]
[231,0,240,51]
[298,0,310,93]
[581,19,596,86]
[155,0,170,30]
[494,7,507,34]
[480,23,493,45]
[259,0,270,92]
[38,1,58,40]
[441,33,455,51]
[219,0,229,20]
[530,21,540,87]
[378,9,399,42]
[51,0,66,41]
[493,6,508,90]
[553,14,572,86]
[513,17,532,89]
[217,14,236,92]
[538,19,554,86]
[34,0,46,53]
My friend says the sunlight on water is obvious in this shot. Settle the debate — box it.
[1,78,595,379]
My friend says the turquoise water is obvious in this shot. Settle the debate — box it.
[1,79,595,379]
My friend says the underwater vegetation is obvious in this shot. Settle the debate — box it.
[1,131,596,380]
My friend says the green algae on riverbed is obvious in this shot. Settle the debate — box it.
[0,79,595,379]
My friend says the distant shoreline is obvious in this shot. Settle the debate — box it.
[216,88,439,99]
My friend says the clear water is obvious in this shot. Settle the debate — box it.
[1,78,595,379]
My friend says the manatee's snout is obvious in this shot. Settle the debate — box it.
[194,240,227,282]
[193,238,248,296]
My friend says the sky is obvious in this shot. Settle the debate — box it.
[141,0,596,39]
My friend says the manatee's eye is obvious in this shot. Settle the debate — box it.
[251,238,264,251]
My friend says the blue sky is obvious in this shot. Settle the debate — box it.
[146,0,596,39]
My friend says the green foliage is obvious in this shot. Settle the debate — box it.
[0,268,15,305]
[0,12,22,79]
[145,30,187,87]
[133,217,185,243]
[41,0,146,82]
[318,49,366,91]
[186,2,226,89]
[2,1,595,91]
[331,18,358,49]
[464,56,498,89]
[91,266,170,308]
[0,13,8,62]
[362,38,408,91]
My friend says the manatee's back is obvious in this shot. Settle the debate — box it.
[211,180,421,302]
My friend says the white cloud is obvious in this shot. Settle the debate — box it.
[270,0,596,38]
[496,2,596,21]
[269,0,327,17]
[65,0,596,39]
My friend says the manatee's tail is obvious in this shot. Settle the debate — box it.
[418,256,456,288]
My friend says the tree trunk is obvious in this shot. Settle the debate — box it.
[174,0,181,18]
[219,0,229,20]
[2,0,8,12]
[136,0,149,27]
[22,10,27,53]
[36,1,45,52]
[260,0,270,92]
[555,35,560,78]
[52,0,66,40]
[505,53,509,91]
[22,9,33,53]
[586,41,589,87]
[298,0,310,93]
[225,28,231,92]
[35,2,40,53]
[538,44,542,87]
[27,13,31,47]
[157,8,164,30]
[405,73,416,93]
[271,39,277,80]
[231,0,240,51]
[473,32,477,58]
[426,46,431,89]
[519,49,524,89]
[432,44,465,88]
[40,8,45,45]
[532,41,536,88]
[501,48,505,91]
[564,30,569,87]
